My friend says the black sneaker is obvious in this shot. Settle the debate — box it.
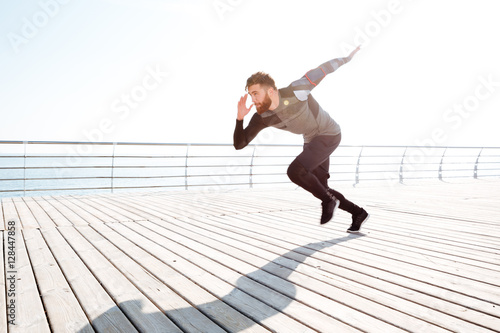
[347,209,369,233]
[320,198,340,225]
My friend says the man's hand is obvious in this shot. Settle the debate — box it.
[237,94,254,121]
[348,45,361,60]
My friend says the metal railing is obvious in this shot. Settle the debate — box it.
[0,140,499,197]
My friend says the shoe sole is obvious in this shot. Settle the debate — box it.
[347,213,370,233]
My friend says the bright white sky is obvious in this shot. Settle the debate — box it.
[1,0,499,147]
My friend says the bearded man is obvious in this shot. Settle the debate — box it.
[233,46,369,233]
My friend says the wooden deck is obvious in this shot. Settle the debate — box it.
[1,179,500,332]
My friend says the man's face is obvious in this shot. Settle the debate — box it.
[248,84,272,114]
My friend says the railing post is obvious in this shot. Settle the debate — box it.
[399,147,407,184]
[23,141,27,196]
[249,145,257,188]
[474,148,483,179]
[111,142,117,193]
[354,146,363,186]
[438,148,447,181]
[185,144,190,190]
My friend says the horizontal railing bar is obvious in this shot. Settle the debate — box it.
[2,175,498,194]
[0,141,302,147]
[3,161,495,171]
[0,165,495,172]
[0,155,114,159]
[0,185,184,193]
[355,175,500,181]
[1,140,499,149]
[2,181,293,193]
[0,177,112,182]
[0,155,249,159]
[0,171,361,183]
[4,153,500,159]
[0,164,489,171]
[6,167,496,183]
[0,166,113,170]
[0,166,184,170]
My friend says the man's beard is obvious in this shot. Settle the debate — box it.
[256,93,272,114]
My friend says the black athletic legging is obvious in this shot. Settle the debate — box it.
[287,133,361,214]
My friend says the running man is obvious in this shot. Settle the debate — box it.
[233,46,369,232]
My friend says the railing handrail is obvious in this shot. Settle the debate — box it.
[1,141,499,198]
[1,140,500,149]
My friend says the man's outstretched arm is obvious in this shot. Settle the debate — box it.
[290,45,361,97]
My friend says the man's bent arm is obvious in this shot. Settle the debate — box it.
[233,114,267,150]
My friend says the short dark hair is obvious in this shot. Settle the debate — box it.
[245,72,277,91]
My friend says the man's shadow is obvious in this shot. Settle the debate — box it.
[78,234,364,332]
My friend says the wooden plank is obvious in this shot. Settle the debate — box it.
[70,196,132,223]
[228,209,500,309]
[11,197,39,229]
[130,192,499,279]
[89,194,151,221]
[56,226,183,333]
[2,179,499,332]
[76,224,227,333]
[99,194,188,219]
[99,196,169,221]
[262,210,500,283]
[134,192,499,272]
[107,222,321,333]
[94,196,160,221]
[23,229,93,333]
[118,221,395,332]
[89,222,269,333]
[51,196,104,225]
[355,219,498,273]
[0,232,7,333]
[8,229,50,332]
[213,212,500,320]
[363,213,500,251]
[43,196,88,226]
[165,195,244,217]
[347,181,500,224]
[21,197,57,229]
[171,215,499,332]
[214,213,498,327]
[1,198,20,229]
[66,196,120,223]
[364,208,500,242]
[319,209,500,260]
[325,210,500,267]
[139,219,456,333]
[41,227,138,333]
[32,197,73,227]
[345,213,500,269]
